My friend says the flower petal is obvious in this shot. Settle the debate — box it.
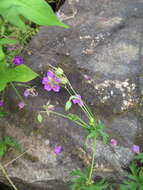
[54,146,62,154]
[72,99,79,104]
[55,77,61,83]
[42,77,49,85]
[44,84,52,91]
[53,84,60,92]
[47,70,54,78]
[132,145,140,154]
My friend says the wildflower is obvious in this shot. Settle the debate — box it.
[54,146,62,154]
[72,94,83,106]
[42,70,60,92]
[0,100,4,107]
[110,139,117,146]
[18,102,25,109]
[13,56,23,66]
[24,87,38,97]
[132,145,140,154]
[24,89,30,97]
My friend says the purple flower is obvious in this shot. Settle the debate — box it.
[132,145,140,154]
[18,102,25,109]
[54,146,62,154]
[24,89,30,97]
[42,70,60,92]
[13,56,23,66]
[0,100,4,107]
[110,139,117,146]
[72,94,83,106]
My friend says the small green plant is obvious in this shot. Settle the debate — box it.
[134,153,143,163]
[0,0,68,103]
[70,168,108,190]
[0,136,21,157]
[38,67,109,190]
[120,162,143,190]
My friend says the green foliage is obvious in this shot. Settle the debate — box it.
[0,0,68,28]
[70,168,108,190]
[0,136,21,157]
[0,60,38,92]
[86,120,109,144]
[0,38,38,91]
[65,101,72,111]
[0,38,18,45]
[120,163,143,190]
[37,113,43,123]
[0,111,8,117]
[134,153,143,163]
[65,96,78,111]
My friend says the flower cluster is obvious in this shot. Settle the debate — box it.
[42,70,61,92]
[13,56,23,66]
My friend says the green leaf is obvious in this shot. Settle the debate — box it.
[0,81,7,92]
[0,46,5,61]
[0,64,38,92]
[0,0,69,28]
[67,114,81,121]
[8,64,38,82]
[87,131,97,139]
[0,38,18,45]
[4,136,21,152]
[134,153,143,163]
[65,101,72,111]
[0,142,7,157]
[0,111,8,117]
[37,114,43,123]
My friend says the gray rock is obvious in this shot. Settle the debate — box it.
[1,0,143,189]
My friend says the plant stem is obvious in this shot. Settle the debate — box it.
[50,111,89,129]
[0,162,18,190]
[10,82,24,102]
[87,139,96,184]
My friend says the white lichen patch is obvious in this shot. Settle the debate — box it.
[92,79,139,110]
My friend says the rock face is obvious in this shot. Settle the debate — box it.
[1,0,143,189]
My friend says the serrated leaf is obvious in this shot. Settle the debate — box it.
[37,114,43,123]
[87,131,97,139]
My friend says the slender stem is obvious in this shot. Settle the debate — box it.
[87,139,96,184]
[4,148,31,168]
[0,162,18,190]
[10,82,24,102]
[50,111,89,129]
